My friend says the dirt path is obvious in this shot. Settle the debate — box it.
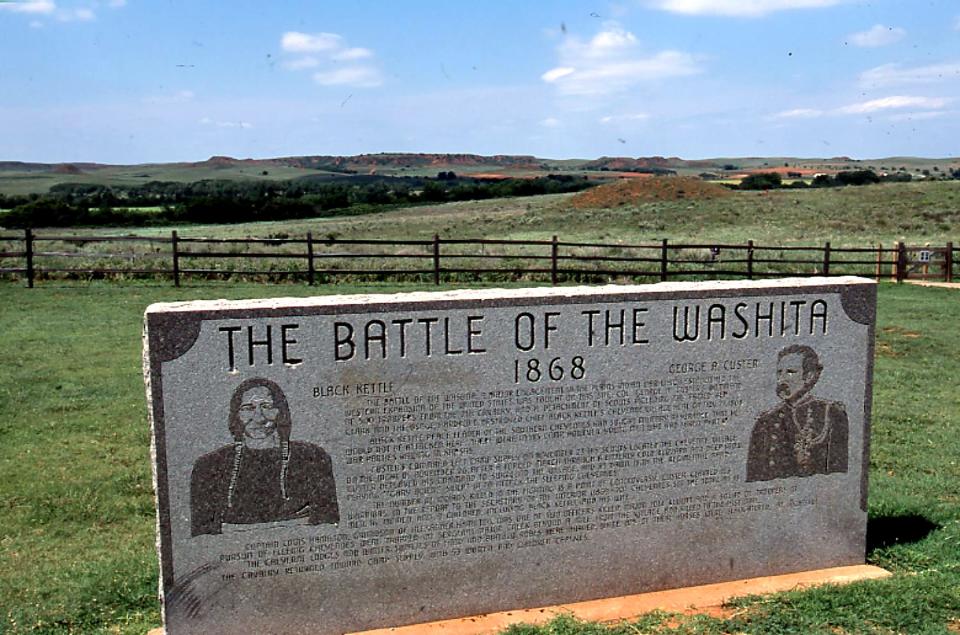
[905,281,960,289]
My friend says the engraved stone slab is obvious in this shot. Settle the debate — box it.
[144,277,875,635]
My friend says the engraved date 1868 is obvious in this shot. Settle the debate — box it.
[513,356,586,383]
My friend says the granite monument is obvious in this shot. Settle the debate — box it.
[144,277,875,635]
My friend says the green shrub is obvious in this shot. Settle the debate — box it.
[739,172,783,190]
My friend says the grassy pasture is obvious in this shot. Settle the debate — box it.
[0,165,328,196]
[1,281,959,634]
[12,180,956,246]
[4,181,959,287]
[2,156,956,196]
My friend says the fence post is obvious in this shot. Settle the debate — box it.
[171,230,180,288]
[24,228,34,289]
[306,232,315,286]
[946,242,954,283]
[551,235,559,285]
[747,240,754,280]
[822,241,831,276]
[432,234,441,285]
[875,243,882,280]
[895,241,906,283]
[660,239,668,282]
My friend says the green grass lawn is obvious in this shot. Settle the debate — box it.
[1,280,959,634]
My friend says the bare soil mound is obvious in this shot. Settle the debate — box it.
[571,176,731,208]
[51,163,83,175]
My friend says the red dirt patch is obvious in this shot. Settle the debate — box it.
[51,163,83,175]
[570,176,732,208]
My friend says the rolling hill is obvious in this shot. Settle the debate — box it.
[0,153,956,196]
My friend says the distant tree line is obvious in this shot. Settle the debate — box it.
[0,173,595,228]
[737,169,940,191]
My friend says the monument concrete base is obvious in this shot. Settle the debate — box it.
[351,565,890,635]
[147,564,888,635]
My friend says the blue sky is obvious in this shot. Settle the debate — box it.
[1,0,958,163]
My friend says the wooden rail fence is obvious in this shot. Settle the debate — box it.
[0,229,954,288]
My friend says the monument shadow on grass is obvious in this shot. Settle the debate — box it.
[866,514,939,552]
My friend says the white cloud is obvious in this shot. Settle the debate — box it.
[281,32,342,53]
[2,1,119,24]
[772,108,824,119]
[541,67,574,82]
[770,97,949,120]
[281,31,382,88]
[860,62,960,87]
[542,23,701,96]
[589,26,637,52]
[642,0,847,17]
[540,117,563,128]
[0,0,55,14]
[848,24,905,47]
[838,95,948,114]
[313,66,382,88]
[56,6,94,21]
[333,47,373,61]
[200,117,253,129]
[283,56,320,71]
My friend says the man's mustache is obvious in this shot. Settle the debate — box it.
[777,382,811,398]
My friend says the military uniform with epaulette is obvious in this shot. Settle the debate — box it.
[746,393,848,482]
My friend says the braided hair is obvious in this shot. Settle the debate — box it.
[225,378,293,509]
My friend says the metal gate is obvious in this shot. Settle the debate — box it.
[898,244,954,282]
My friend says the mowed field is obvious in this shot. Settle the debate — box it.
[2,281,960,634]
[2,181,960,634]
